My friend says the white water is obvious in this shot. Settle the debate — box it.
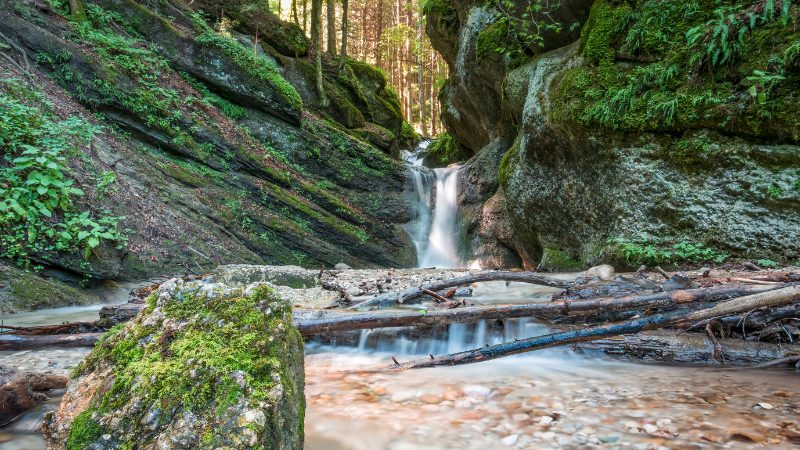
[402,142,462,269]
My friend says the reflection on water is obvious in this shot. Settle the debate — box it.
[1,281,798,450]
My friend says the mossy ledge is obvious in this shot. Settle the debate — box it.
[44,278,305,449]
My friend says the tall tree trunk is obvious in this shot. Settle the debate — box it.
[338,0,349,71]
[326,0,337,54]
[311,0,328,105]
[375,0,383,66]
[303,0,308,36]
[292,0,299,25]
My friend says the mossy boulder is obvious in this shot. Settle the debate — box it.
[43,278,304,449]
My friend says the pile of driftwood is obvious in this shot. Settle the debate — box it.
[2,267,799,370]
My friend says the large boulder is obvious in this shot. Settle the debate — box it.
[43,278,305,449]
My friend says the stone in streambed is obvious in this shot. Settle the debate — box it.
[43,278,304,449]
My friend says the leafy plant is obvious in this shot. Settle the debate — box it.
[611,238,729,266]
[746,70,786,104]
[767,184,783,199]
[686,0,792,68]
[757,258,779,268]
[0,78,127,265]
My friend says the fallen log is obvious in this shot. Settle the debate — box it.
[375,285,800,370]
[348,271,576,309]
[295,283,777,335]
[0,333,102,351]
[576,329,798,365]
[0,367,67,427]
[1,284,783,351]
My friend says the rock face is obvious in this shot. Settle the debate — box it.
[426,0,800,269]
[0,0,416,295]
[43,277,304,449]
[0,262,100,314]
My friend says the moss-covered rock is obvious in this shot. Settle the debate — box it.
[423,132,472,167]
[43,278,304,449]
[0,262,100,314]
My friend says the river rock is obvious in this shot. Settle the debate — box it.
[43,277,305,449]
[0,366,67,427]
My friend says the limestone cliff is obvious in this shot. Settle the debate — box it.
[426,0,800,269]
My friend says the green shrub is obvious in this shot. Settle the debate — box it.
[0,79,127,265]
[610,238,729,266]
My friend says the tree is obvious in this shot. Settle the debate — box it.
[338,0,349,71]
[327,0,337,54]
[311,0,328,105]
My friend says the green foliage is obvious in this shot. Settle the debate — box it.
[421,0,457,27]
[767,184,783,198]
[686,0,791,68]
[757,258,779,268]
[553,0,800,140]
[745,69,786,104]
[0,79,126,265]
[95,171,117,197]
[478,0,575,68]
[190,13,302,110]
[610,238,729,266]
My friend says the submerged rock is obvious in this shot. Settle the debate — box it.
[43,278,304,449]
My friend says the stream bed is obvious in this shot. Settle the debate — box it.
[1,281,798,449]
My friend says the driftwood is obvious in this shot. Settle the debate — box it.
[0,367,67,426]
[348,271,573,309]
[0,333,102,351]
[375,285,800,370]
[577,329,798,365]
[295,283,777,335]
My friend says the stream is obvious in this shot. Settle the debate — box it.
[1,145,798,449]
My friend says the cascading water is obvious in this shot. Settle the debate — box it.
[401,141,462,269]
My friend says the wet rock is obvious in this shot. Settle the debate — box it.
[584,265,615,281]
[0,366,67,427]
[334,263,352,271]
[43,278,304,449]
[0,262,100,314]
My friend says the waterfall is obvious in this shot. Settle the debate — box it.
[401,141,462,268]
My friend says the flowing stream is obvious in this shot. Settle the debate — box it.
[1,153,798,449]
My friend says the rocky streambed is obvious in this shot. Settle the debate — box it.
[1,265,799,449]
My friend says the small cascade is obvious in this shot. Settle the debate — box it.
[401,141,462,268]
[421,166,460,268]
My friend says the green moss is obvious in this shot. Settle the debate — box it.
[580,0,630,66]
[498,140,520,190]
[425,132,469,167]
[191,14,302,110]
[421,0,457,27]
[539,248,584,271]
[552,1,800,143]
[400,121,420,144]
[66,410,104,450]
[475,21,527,68]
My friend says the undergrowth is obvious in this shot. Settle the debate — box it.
[0,78,126,266]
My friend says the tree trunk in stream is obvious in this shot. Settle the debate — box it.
[375,286,800,371]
